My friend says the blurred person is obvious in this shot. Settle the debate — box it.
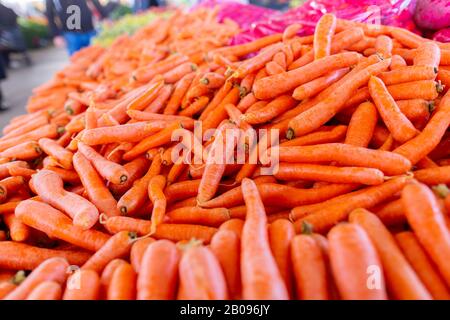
[45,0,108,55]
[0,3,31,68]
[0,53,7,111]
[133,0,160,13]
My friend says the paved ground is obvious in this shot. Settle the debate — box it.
[0,46,68,131]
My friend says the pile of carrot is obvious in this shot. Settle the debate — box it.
[0,8,450,300]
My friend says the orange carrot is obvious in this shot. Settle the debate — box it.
[16,200,109,251]
[178,246,228,300]
[313,14,337,60]
[396,231,450,300]
[137,240,179,300]
[210,229,241,299]
[291,235,329,300]
[349,209,431,300]
[328,223,387,300]
[82,231,137,273]
[4,257,69,300]
[107,263,136,300]
[268,219,295,298]
[32,169,99,229]
[402,182,450,287]
[26,281,62,300]
[241,178,289,300]
[63,269,100,300]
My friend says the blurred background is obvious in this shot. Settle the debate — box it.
[0,0,296,129]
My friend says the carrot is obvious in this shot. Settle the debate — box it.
[328,223,387,300]
[212,33,282,58]
[344,102,378,147]
[241,178,288,300]
[201,86,240,132]
[144,84,173,113]
[165,179,201,203]
[78,143,128,184]
[0,201,20,215]
[99,259,126,299]
[287,57,390,138]
[298,176,409,233]
[289,28,364,70]
[394,89,450,164]
[0,176,25,203]
[239,73,256,97]
[268,219,295,298]
[123,121,189,160]
[243,95,296,124]
[16,200,109,251]
[178,246,228,300]
[179,96,209,117]
[390,54,407,70]
[374,35,393,58]
[265,60,285,75]
[73,152,120,217]
[63,269,100,300]
[118,154,161,215]
[0,282,17,299]
[38,138,73,169]
[314,14,337,60]
[291,235,329,300]
[349,209,431,300]
[82,231,137,273]
[402,182,450,287]
[107,262,136,300]
[200,72,226,88]
[369,76,418,143]
[0,141,42,161]
[163,73,195,115]
[32,170,99,230]
[210,229,241,299]
[197,122,237,203]
[292,68,349,101]
[274,163,384,185]
[104,216,217,244]
[0,241,91,270]
[130,238,155,273]
[278,143,411,175]
[413,166,450,185]
[219,218,244,238]
[137,240,179,300]
[148,175,167,234]
[3,213,30,242]
[0,124,59,153]
[166,207,230,227]
[395,231,450,300]
[0,161,28,180]
[414,42,441,69]
[202,182,358,209]
[82,121,166,145]
[389,80,443,101]
[109,156,149,196]
[372,198,406,226]
[254,52,360,100]
[26,281,62,300]
[282,23,301,41]
[4,257,69,300]
[2,115,49,140]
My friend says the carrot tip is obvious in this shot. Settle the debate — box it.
[128,232,138,241]
[432,184,449,199]
[239,86,247,98]
[120,175,128,184]
[119,206,128,215]
[57,126,66,135]
[427,101,435,113]
[200,78,209,85]
[99,213,108,224]
[300,221,314,235]
[286,128,295,140]
[11,270,26,285]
